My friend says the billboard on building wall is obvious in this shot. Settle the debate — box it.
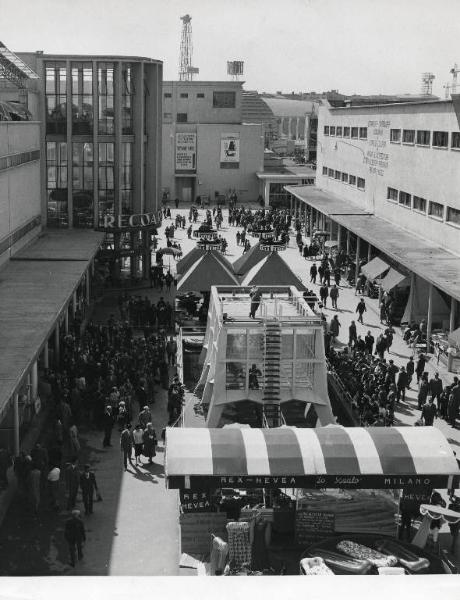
[175,132,197,171]
[220,133,240,163]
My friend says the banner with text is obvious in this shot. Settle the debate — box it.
[220,133,240,163]
[176,132,197,171]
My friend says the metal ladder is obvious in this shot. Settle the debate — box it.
[262,320,282,427]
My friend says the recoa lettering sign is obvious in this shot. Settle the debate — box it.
[100,212,158,230]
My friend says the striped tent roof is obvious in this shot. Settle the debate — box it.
[176,252,240,293]
[232,243,268,276]
[176,248,235,276]
[240,252,307,291]
[165,426,459,490]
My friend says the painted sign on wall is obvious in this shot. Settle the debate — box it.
[364,120,390,176]
[220,133,240,163]
[176,132,197,171]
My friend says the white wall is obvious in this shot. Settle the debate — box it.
[317,101,460,254]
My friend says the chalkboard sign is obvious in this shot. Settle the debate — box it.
[180,512,227,554]
[295,510,335,544]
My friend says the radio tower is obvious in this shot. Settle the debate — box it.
[179,14,199,81]
[421,72,435,95]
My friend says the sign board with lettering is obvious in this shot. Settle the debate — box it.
[295,510,335,544]
[176,133,197,171]
[180,490,215,513]
[96,212,158,232]
[180,512,227,554]
[363,119,390,177]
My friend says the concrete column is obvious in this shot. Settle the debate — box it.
[408,273,416,324]
[450,298,457,333]
[43,342,49,369]
[367,242,372,262]
[426,283,433,354]
[295,117,300,141]
[309,208,313,239]
[289,195,293,212]
[264,180,270,208]
[72,291,77,317]
[288,117,292,139]
[337,225,342,248]
[328,218,333,240]
[54,323,60,366]
[64,308,69,334]
[346,230,351,255]
[13,393,20,455]
[86,269,91,304]
[31,361,38,401]
[355,236,361,284]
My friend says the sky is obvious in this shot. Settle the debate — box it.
[3,0,460,97]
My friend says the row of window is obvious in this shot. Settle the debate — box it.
[0,150,40,172]
[322,165,366,190]
[386,187,460,225]
[324,125,368,140]
[163,91,236,108]
[389,128,460,149]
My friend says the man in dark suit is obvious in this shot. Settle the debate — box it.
[64,509,86,567]
[102,406,115,447]
[80,464,99,515]
[65,457,80,511]
[120,424,133,471]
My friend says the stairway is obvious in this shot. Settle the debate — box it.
[262,320,282,427]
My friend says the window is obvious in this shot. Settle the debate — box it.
[416,130,431,146]
[163,112,172,120]
[71,62,93,135]
[213,91,236,108]
[343,126,350,137]
[121,142,133,214]
[98,142,115,224]
[357,177,365,190]
[322,166,328,175]
[351,127,358,139]
[398,191,411,208]
[402,129,415,144]
[121,63,134,134]
[359,127,367,139]
[98,63,114,135]
[45,62,67,135]
[451,132,460,149]
[390,129,401,143]
[330,126,336,136]
[72,142,94,228]
[176,113,187,123]
[334,170,341,180]
[428,201,444,219]
[46,142,68,227]
[433,131,448,148]
[447,206,460,225]
[324,125,329,136]
[336,126,343,137]
[164,92,172,98]
[226,363,246,390]
[328,168,334,177]
[413,196,427,213]
[387,187,398,202]
[180,93,188,98]
[341,172,349,183]
[197,93,205,98]
[349,175,356,185]
[226,331,247,359]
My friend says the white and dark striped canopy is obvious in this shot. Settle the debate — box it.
[165,426,459,490]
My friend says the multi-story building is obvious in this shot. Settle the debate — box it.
[287,97,460,352]
[161,81,264,204]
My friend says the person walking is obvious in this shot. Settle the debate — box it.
[329,315,341,342]
[80,464,99,515]
[406,356,415,388]
[364,331,374,355]
[416,354,427,384]
[65,457,80,511]
[166,336,177,366]
[47,465,61,512]
[417,374,430,410]
[133,424,144,466]
[356,298,367,324]
[139,405,152,430]
[329,284,339,310]
[429,372,443,408]
[396,367,409,403]
[102,406,115,448]
[249,286,262,319]
[319,284,329,308]
[348,321,358,348]
[120,424,133,471]
[447,378,460,428]
[310,263,317,284]
[142,423,157,464]
[64,509,86,567]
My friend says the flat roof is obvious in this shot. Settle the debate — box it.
[329,99,452,111]
[0,229,104,418]
[285,185,371,215]
[27,53,162,65]
[332,214,460,303]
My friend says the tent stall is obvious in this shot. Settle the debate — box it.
[239,252,307,291]
[166,426,459,490]
[380,268,409,292]
[176,252,240,293]
[360,256,390,281]
[232,243,269,276]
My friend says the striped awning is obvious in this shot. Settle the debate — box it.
[380,268,409,292]
[165,426,459,490]
[360,257,390,281]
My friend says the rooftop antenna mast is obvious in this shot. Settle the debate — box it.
[445,63,460,98]
[420,72,435,95]
[179,14,199,81]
